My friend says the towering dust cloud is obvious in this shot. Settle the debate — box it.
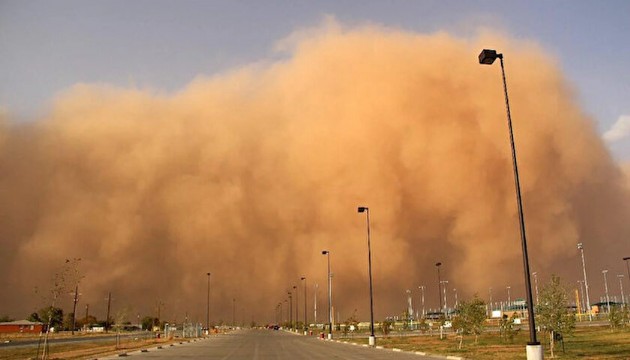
[1,25,628,324]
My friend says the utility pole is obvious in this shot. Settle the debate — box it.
[71,284,80,335]
[84,304,89,330]
[106,292,112,333]
[314,283,318,325]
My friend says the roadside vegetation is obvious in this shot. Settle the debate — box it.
[341,325,629,359]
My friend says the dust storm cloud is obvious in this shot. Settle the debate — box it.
[1,24,628,324]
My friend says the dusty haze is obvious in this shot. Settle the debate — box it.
[1,24,629,325]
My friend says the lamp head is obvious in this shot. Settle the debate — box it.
[301,277,306,280]
[207,272,211,276]
[624,256,630,261]
[577,243,583,250]
[478,49,500,65]
[358,206,368,213]
[322,250,329,255]
[435,262,442,267]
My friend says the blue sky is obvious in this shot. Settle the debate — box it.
[1,0,629,159]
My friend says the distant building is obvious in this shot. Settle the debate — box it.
[0,320,44,333]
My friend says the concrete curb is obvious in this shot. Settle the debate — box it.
[96,337,212,359]
[328,337,467,359]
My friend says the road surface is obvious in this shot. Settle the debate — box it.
[99,329,448,359]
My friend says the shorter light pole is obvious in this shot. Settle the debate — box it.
[488,287,493,316]
[436,262,443,314]
[617,275,625,307]
[440,280,449,314]
[301,277,307,332]
[602,270,610,314]
[453,288,458,308]
[293,285,298,331]
[624,257,630,305]
[578,243,592,321]
[507,286,511,309]
[322,250,332,340]
[206,273,211,333]
[418,285,425,318]
[287,292,293,330]
[578,280,586,315]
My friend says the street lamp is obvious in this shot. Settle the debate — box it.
[301,277,307,332]
[507,286,511,308]
[293,285,298,331]
[578,280,586,315]
[577,243,593,320]
[479,49,541,359]
[358,206,376,346]
[440,280,449,314]
[322,250,333,340]
[489,287,493,316]
[418,285,426,318]
[453,288,458,308]
[206,272,211,333]
[602,270,610,313]
[436,262,443,314]
[624,257,630,304]
[617,275,625,307]
[232,298,236,328]
[287,291,293,330]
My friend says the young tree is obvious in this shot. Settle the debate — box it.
[608,306,629,330]
[35,258,82,359]
[452,295,486,348]
[38,306,63,329]
[381,318,393,336]
[499,313,520,342]
[535,274,576,358]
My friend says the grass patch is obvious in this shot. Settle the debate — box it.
[341,326,630,359]
[0,335,180,360]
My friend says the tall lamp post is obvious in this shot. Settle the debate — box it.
[578,243,592,320]
[206,272,211,333]
[287,291,293,330]
[624,257,630,304]
[322,250,333,340]
[436,262,443,314]
[232,298,236,328]
[358,206,376,346]
[602,270,610,313]
[301,277,307,333]
[577,280,586,314]
[293,285,298,331]
[453,288,458,308]
[441,280,449,314]
[617,275,625,307]
[478,49,541,360]
[418,285,425,318]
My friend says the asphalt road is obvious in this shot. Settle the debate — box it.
[99,329,449,359]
